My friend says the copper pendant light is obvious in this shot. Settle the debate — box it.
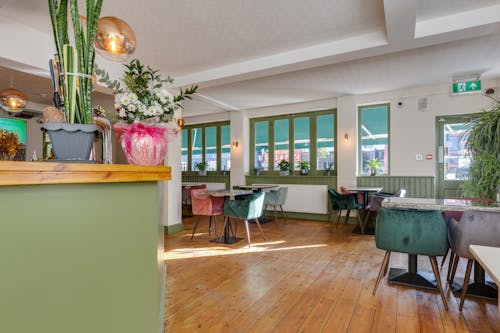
[95,16,136,62]
[0,74,27,114]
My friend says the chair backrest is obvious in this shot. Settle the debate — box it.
[368,195,385,212]
[191,189,212,215]
[224,192,266,220]
[276,187,288,205]
[448,210,500,259]
[376,208,448,256]
[328,189,356,210]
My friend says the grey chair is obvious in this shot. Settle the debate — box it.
[263,187,288,222]
[363,189,406,229]
[447,210,500,311]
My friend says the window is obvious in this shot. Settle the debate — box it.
[181,122,230,173]
[358,104,389,175]
[250,110,336,175]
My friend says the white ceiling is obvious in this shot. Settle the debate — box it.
[1,0,500,117]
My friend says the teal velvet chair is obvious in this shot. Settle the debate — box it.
[372,208,449,310]
[263,187,288,222]
[328,189,364,233]
[223,192,266,247]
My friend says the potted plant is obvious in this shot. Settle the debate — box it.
[277,159,290,176]
[460,98,500,200]
[195,161,208,176]
[45,0,103,161]
[323,162,334,176]
[299,161,310,175]
[366,158,382,176]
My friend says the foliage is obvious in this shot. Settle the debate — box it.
[460,98,500,200]
[298,161,310,171]
[277,159,291,172]
[366,158,382,171]
[48,0,103,124]
[0,129,24,160]
[95,59,198,124]
[195,161,207,171]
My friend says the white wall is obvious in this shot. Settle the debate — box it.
[185,80,499,194]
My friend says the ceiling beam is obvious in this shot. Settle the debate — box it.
[383,0,417,42]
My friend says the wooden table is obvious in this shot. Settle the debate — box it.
[381,197,500,294]
[345,186,383,234]
[204,190,253,244]
[470,245,500,316]
[237,184,279,192]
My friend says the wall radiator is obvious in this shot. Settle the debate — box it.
[255,184,328,214]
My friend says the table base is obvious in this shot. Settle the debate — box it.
[451,279,498,301]
[210,236,243,244]
[389,268,438,290]
[351,225,375,235]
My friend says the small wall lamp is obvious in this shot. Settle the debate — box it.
[232,140,239,148]
[344,133,349,143]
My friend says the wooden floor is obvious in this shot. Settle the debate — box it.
[164,217,500,333]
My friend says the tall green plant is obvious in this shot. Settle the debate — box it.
[48,0,103,124]
[460,98,500,200]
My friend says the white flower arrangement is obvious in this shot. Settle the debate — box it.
[95,59,197,124]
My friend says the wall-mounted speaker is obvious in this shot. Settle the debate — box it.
[418,97,429,111]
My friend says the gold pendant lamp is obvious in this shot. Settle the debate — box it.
[0,76,27,113]
[95,16,136,62]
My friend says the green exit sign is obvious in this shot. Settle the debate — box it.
[452,80,481,94]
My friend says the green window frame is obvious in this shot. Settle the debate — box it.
[250,109,337,176]
[181,121,230,174]
[358,103,390,176]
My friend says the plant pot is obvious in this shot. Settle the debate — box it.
[43,122,97,161]
[116,122,170,166]
[198,170,207,176]
[370,169,377,176]
[279,170,290,176]
[300,169,309,175]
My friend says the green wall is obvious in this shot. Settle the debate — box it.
[357,176,435,198]
[0,182,161,333]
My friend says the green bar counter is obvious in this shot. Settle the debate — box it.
[0,161,170,333]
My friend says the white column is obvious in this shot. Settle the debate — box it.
[336,96,358,189]
[163,131,182,229]
[229,110,249,188]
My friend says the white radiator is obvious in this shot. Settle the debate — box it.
[254,184,328,214]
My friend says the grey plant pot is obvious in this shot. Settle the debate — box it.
[43,122,97,161]
[279,170,290,176]
[198,170,207,176]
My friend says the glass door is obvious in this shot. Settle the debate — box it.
[436,116,473,198]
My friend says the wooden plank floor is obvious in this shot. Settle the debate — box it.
[164,217,500,333]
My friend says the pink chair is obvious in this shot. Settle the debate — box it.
[190,189,225,240]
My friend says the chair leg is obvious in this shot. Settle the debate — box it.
[383,252,391,277]
[191,216,201,239]
[279,205,287,222]
[212,216,219,240]
[335,210,342,225]
[356,210,365,234]
[373,250,391,295]
[244,219,251,248]
[446,251,455,282]
[459,259,474,311]
[429,256,448,311]
[345,209,351,224]
[254,219,266,240]
[441,248,449,268]
[449,254,460,285]
[219,216,229,242]
[363,211,372,230]
[274,205,278,222]
[208,216,212,238]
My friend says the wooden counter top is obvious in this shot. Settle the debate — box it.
[0,161,171,186]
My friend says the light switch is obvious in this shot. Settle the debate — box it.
[416,153,423,161]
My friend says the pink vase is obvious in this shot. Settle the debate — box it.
[117,122,171,166]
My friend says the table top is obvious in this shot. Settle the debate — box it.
[382,197,500,212]
[182,182,205,187]
[470,245,500,286]
[202,189,253,198]
[345,186,383,192]
[238,185,279,190]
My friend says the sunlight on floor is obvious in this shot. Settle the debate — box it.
[164,241,327,260]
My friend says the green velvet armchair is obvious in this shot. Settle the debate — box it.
[223,192,266,247]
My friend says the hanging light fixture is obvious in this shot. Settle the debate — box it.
[0,76,27,113]
[95,16,136,62]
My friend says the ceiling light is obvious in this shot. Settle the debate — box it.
[95,16,136,62]
[0,88,27,113]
